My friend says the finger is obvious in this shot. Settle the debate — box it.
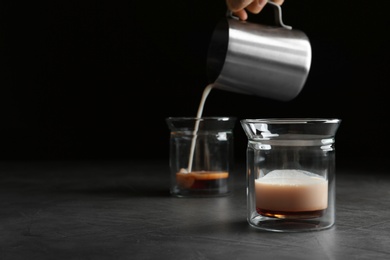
[271,0,284,5]
[246,0,267,14]
[226,0,253,12]
[232,9,248,20]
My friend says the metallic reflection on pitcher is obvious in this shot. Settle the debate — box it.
[241,118,341,232]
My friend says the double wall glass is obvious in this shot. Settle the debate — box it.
[241,118,341,232]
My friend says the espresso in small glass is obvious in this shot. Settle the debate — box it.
[176,170,228,194]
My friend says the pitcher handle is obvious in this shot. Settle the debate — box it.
[227,0,292,30]
[267,0,292,29]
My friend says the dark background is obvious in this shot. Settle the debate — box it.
[1,1,389,170]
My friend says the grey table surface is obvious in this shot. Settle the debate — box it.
[0,160,389,260]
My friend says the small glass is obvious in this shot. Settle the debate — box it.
[241,118,341,232]
[166,117,236,197]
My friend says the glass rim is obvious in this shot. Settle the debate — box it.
[167,117,237,122]
[240,118,341,124]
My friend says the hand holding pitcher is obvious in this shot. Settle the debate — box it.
[226,0,285,20]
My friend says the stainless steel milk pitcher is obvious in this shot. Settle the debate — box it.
[207,1,312,101]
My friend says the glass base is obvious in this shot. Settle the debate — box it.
[248,215,334,232]
[170,188,230,198]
